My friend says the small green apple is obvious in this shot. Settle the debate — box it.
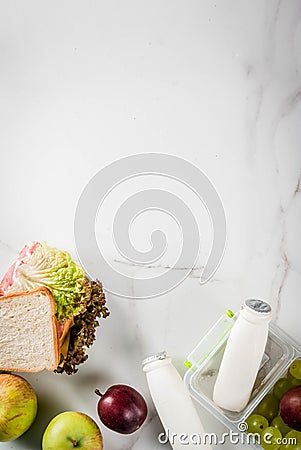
[280,430,301,449]
[246,414,269,434]
[291,378,301,387]
[273,378,293,400]
[261,426,282,450]
[271,415,292,437]
[256,394,280,422]
[0,373,37,442]
[42,411,103,450]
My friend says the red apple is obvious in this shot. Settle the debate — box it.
[95,384,147,434]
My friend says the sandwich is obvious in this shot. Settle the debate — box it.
[0,241,109,375]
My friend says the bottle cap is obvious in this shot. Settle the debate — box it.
[142,351,167,367]
[244,299,272,314]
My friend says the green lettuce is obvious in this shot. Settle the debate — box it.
[9,242,91,322]
[55,280,109,375]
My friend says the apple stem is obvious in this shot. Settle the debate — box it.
[95,388,103,397]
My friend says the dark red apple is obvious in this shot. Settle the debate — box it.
[280,385,301,431]
[95,384,147,434]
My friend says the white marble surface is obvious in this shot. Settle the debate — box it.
[1,1,301,449]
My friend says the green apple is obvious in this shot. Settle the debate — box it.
[42,411,103,449]
[0,373,37,441]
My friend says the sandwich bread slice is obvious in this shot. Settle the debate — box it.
[0,241,109,374]
[0,287,59,372]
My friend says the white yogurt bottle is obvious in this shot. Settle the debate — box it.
[142,351,211,449]
[213,299,272,412]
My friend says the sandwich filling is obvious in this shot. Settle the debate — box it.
[0,241,109,374]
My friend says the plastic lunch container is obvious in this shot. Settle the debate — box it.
[183,310,301,449]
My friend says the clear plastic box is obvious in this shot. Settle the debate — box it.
[184,311,301,449]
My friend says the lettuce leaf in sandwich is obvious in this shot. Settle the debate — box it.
[0,241,109,375]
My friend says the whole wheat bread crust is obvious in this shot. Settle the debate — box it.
[0,287,60,372]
